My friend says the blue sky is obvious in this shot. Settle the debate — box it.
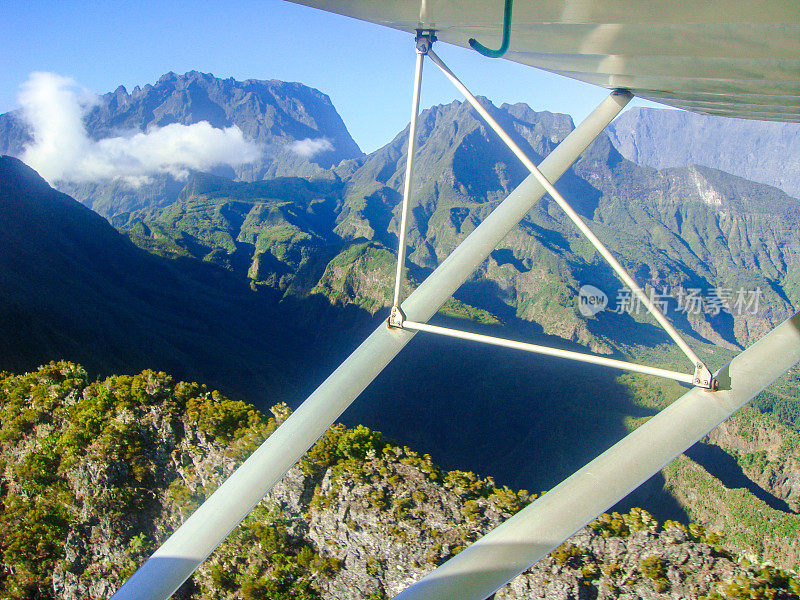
[1,0,661,153]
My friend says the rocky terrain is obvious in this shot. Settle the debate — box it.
[1,362,798,600]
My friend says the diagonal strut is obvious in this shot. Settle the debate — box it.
[420,48,715,389]
[392,31,432,312]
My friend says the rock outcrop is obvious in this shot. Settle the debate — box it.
[1,363,797,600]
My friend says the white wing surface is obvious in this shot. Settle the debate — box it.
[287,0,800,121]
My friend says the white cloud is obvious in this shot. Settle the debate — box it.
[287,137,334,158]
[18,72,262,185]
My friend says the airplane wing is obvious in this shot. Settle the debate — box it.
[287,0,800,122]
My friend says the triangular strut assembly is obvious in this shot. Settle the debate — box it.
[389,31,717,390]
[111,73,640,600]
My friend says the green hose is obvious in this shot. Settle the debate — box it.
[468,0,513,58]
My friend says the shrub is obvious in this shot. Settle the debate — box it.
[625,507,658,533]
[551,543,586,568]
[335,425,386,461]
[185,393,263,442]
[305,424,345,469]
[444,470,490,498]
[590,511,630,538]
[462,499,483,522]
[641,556,666,579]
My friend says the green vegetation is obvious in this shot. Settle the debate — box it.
[751,369,800,431]
[310,241,396,313]
[197,504,336,600]
[589,507,659,538]
[641,556,670,592]
[704,565,800,600]
[437,297,501,324]
[663,450,800,570]
[0,362,530,598]
[0,362,278,599]
[115,176,343,298]
[2,362,800,599]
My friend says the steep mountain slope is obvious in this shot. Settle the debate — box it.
[335,100,799,350]
[0,155,694,515]
[588,162,800,347]
[127,98,799,352]
[608,107,800,198]
[0,71,363,215]
[3,363,798,600]
[113,173,349,300]
[665,403,800,567]
[0,155,310,401]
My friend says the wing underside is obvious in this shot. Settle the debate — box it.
[287,0,800,122]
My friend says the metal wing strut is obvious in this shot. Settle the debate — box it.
[392,312,800,600]
[110,86,632,600]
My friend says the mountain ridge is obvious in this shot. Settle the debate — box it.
[608,107,800,199]
[104,93,800,355]
[0,71,363,216]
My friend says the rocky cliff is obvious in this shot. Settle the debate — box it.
[1,362,797,600]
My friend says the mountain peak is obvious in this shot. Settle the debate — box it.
[0,72,365,215]
[91,71,363,168]
[156,70,179,84]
